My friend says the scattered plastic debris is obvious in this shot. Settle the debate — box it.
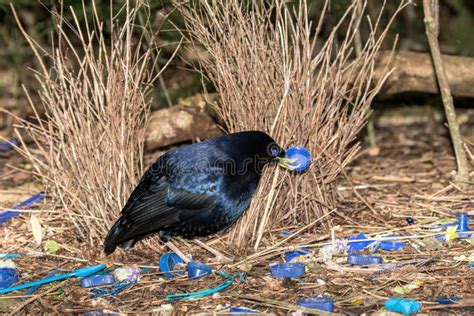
[0,261,18,289]
[24,269,59,299]
[229,307,259,314]
[457,213,469,232]
[44,240,60,254]
[187,261,212,279]
[81,274,115,288]
[384,297,421,315]
[0,192,45,225]
[347,254,383,265]
[113,265,140,283]
[392,280,423,295]
[159,253,185,278]
[285,248,311,262]
[0,264,105,295]
[0,254,21,260]
[297,297,334,312]
[375,235,407,251]
[318,239,346,262]
[445,225,458,242]
[0,138,19,152]
[347,234,374,252]
[270,262,305,278]
[166,271,244,302]
[435,297,461,304]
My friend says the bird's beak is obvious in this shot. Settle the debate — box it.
[276,156,299,171]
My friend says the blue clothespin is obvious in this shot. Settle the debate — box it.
[0,264,105,295]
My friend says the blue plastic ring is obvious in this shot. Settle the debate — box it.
[159,253,185,278]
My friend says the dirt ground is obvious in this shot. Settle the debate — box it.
[1,107,474,315]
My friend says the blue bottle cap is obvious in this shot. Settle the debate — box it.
[347,233,375,253]
[379,235,407,251]
[285,248,311,262]
[457,213,469,232]
[229,307,259,314]
[384,297,421,315]
[286,146,311,172]
[83,310,119,316]
[80,274,115,288]
[159,253,185,278]
[347,254,383,265]
[297,297,334,312]
[0,268,19,289]
[187,261,212,279]
[270,262,305,278]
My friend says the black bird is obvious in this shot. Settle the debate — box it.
[104,131,293,258]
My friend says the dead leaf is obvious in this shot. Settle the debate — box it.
[30,214,43,246]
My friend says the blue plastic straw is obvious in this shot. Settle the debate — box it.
[0,264,105,295]
[165,272,244,302]
[24,269,60,299]
[0,254,21,259]
[0,192,45,225]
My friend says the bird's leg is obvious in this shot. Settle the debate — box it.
[165,241,190,264]
[193,239,233,264]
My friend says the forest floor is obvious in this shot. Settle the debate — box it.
[1,106,474,315]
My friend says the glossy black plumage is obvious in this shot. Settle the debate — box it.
[103,131,284,255]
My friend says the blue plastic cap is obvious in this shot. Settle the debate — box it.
[457,213,469,232]
[83,310,119,316]
[187,261,212,279]
[297,297,334,312]
[385,298,421,315]
[270,262,305,278]
[347,233,375,253]
[0,268,19,289]
[229,307,259,314]
[379,235,407,251]
[285,248,311,262]
[286,146,311,172]
[80,274,115,288]
[159,253,185,278]
[348,254,383,265]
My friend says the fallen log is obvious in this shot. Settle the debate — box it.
[375,51,474,98]
[145,94,223,150]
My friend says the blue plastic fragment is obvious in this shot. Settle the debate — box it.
[0,192,45,225]
[385,298,421,315]
[270,262,305,278]
[348,254,383,265]
[0,268,19,289]
[436,297,461,305]
[285,248,310,262]
[80,274,115,288]
[0,264,106,295]
[406,217,415,225]
[457,213,469,232]
[0,254,21,259]
[347,233,375,253]
[24,268,60,299]
[469,262,474,268]
[229,307,259,314]
[297,297,334,312]
[285,146,311,172]
[378,235,407,251]
[0,138,19,152]
[159,253,184,278]
[187,261,212,279]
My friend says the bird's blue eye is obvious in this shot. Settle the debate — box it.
[271,147,278,157]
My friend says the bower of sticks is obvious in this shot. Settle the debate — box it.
[1,0,474,314]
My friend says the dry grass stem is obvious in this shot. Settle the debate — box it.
[180,0,407,250]
[6,1,167,245]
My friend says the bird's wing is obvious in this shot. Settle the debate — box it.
[104,160,221,253]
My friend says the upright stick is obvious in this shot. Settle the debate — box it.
[423,0,471,185]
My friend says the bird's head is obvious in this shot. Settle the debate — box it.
[267,141,300,171]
